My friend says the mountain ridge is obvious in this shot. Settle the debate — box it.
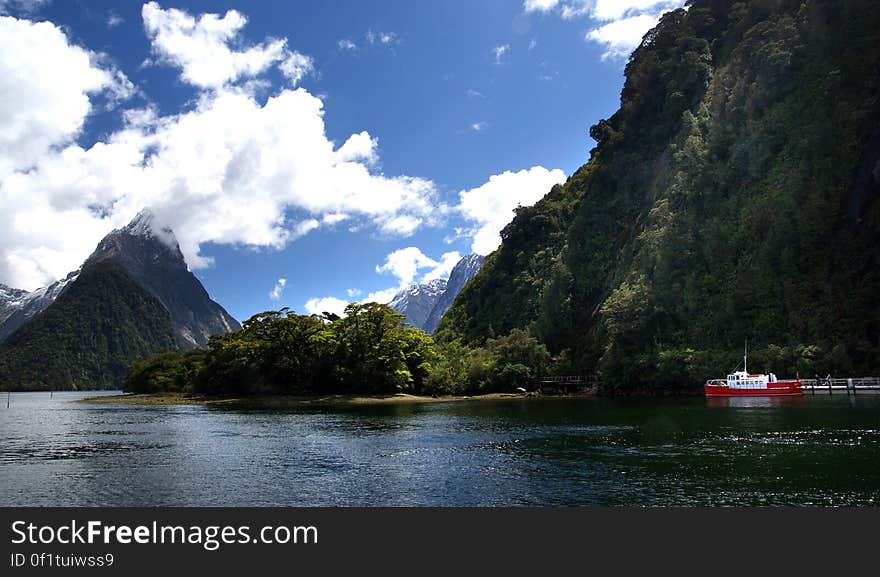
[388,253,484,333]
[0,209,240,390]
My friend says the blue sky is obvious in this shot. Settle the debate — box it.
[0,0,683,321]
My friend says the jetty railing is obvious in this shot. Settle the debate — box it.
[801,377,880,395]
[538,375,601,394]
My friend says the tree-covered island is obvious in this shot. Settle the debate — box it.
[123,303,553,397]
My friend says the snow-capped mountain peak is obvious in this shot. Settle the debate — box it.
[387,254,485,333]
[387,278,448,330]
[119,208,179,250]
[0,269,81,339]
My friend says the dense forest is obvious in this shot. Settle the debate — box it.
[0,261,179,390]
[438,0,880,393]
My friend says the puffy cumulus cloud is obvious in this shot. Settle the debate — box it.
[0,15,137,288]
[0,6,440,290]
[521,0,684,59]
[375,247,460,288]
[0,16,129,175]
[269,277,287,301]
[335,131,378,165]
[142,2,314,89]
[304,296,348,317]
[142,2,283,88]
[457,166,566,256]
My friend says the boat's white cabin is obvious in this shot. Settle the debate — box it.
[726,371,777,389]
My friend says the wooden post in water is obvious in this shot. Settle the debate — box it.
[828,375,832,395]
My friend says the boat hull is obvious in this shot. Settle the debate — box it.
[704,381,803,397]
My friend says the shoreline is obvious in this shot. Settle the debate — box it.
[78,391,596,407]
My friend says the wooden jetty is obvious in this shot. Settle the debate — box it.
[535,375,880,395]
[538,375,601,394]
[802,377,880,395]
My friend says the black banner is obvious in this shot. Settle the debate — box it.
[1,508,876,574]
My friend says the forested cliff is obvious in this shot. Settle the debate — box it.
[438,0,880,392]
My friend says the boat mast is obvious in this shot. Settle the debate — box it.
[744,341,748,374]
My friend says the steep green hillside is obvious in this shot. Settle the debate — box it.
[0,261,179,390]
[439,0,880,392]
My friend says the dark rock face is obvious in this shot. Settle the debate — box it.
[422,254,485,334]
[84,209,241,348]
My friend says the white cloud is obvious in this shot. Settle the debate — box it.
[0,7,441,290]
[362,287,398,306]
[335,131,378,165]
[376,247,442,288]
[591,0,681,21]
[366,29,397,47]
[372,246,461,296]
[587,13,659,60]
[528,38,538,50]
[457,166,566,255]
[322,213,349,225]
[292,219,320,239]
[466,89,485,98]
[0,16,126,175]
[522,0,685,59]
[279,51,314,87]
[0,15,136,288]
[304,296,348,317]
[560,2,591,19]
[142,2,290,89]
[421,251,461,282]
[337,38,356,51]
[269,277,286,301]
[346,288,362,298]
[470,121,487,132]
[493,44,509,64]
[523,0,560,13]
[107,13,124,28]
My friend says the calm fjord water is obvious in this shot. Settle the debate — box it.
[1,392,879,506]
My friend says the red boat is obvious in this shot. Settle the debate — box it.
[704,347,803,397]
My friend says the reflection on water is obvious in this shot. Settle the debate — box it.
[705,395,805,408]
[1,391,879,506]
